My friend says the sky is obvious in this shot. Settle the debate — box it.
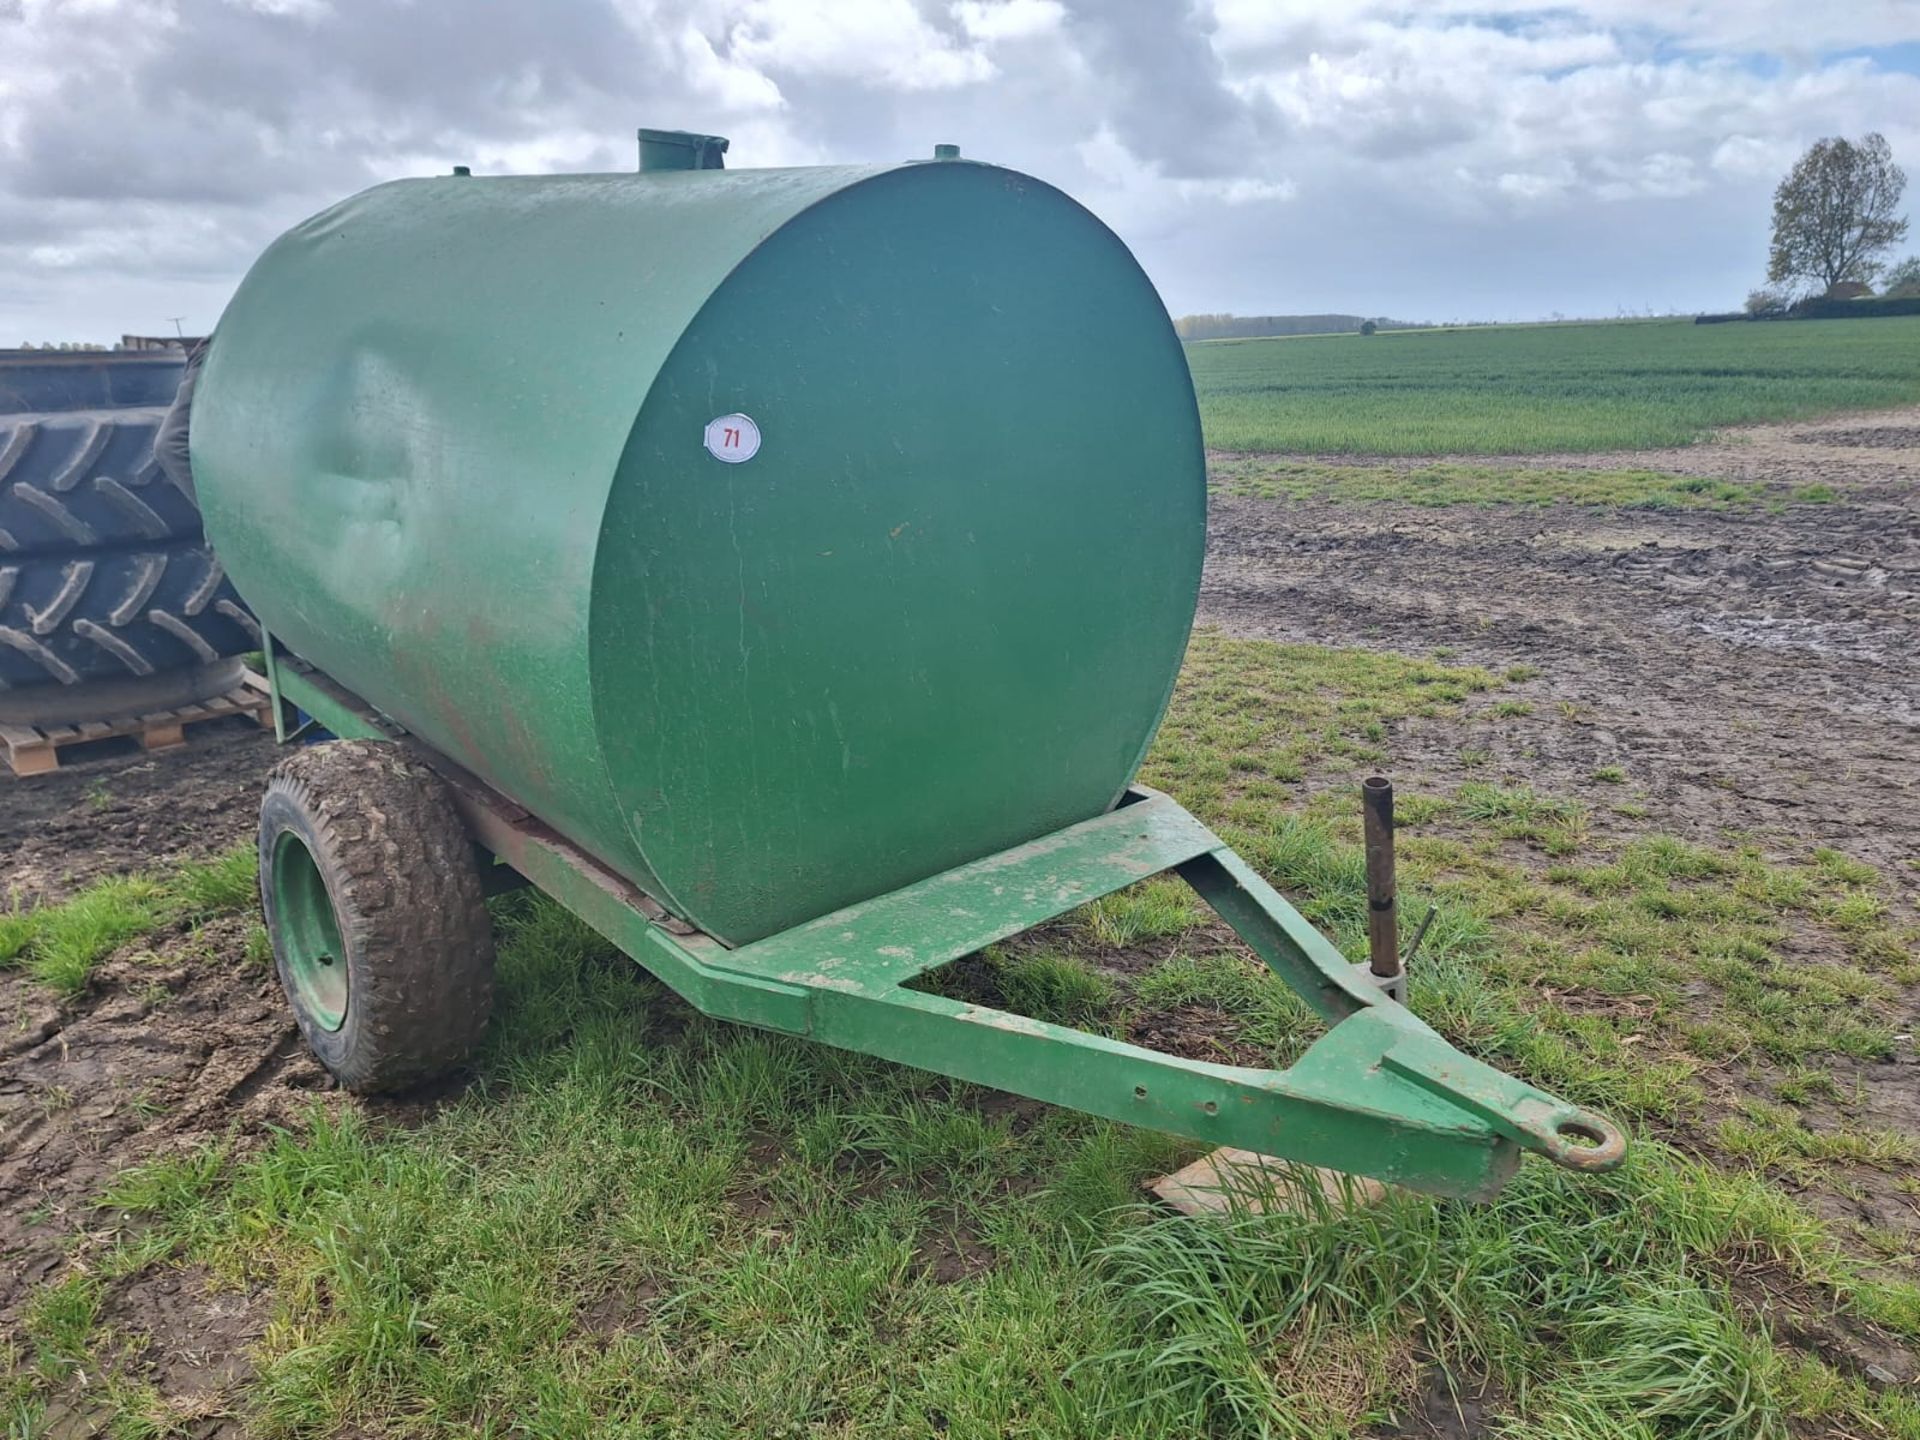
[2,0,1918,342]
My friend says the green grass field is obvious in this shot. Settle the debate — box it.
[1209,458,1760,508]
[1189,317,1920,455]
[10,637,1919,1437]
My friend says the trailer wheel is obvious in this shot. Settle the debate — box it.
[258,739,495,1093]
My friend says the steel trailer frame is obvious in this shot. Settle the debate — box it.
[262,640,1625,1200]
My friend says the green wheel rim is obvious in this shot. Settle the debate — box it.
[272,831,348,1032]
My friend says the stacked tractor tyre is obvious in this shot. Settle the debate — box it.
[0,352,258,712]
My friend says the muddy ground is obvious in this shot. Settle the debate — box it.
[1204,406,1920,882]
[2,406,1916,1430]
[1,722,279,908]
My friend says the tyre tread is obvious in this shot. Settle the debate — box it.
[260,741,496,1093]
[0,412,205,554]
[0,543,254,686]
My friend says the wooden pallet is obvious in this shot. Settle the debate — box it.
[0,671,272,777]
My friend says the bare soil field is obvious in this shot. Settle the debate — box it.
[1204,407,1920,880]
[3,405,1916,1433]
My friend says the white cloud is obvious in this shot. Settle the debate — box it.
[1711,133,1795,178]
[227,0,332,19]
[1217,22,1920,218]
[674,22,787,110]
[952,0,1063,43]
[1181,175,1295,204]
[726,0,995,90]
[1,0,1918,339]
[1498,165,1577,202]
[1208,0,1918,56]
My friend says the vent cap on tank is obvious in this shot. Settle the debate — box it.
[637,128,729,172]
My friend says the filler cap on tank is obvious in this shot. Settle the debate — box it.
[638,128,730,172]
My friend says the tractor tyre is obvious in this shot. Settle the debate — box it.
[0,410,205,551]
[0,541,259,689]
[1,380,263,695]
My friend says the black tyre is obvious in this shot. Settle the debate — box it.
[0,541,259,688]
[258,740,496,1094]
[0,372,263,692]
[0,411,204,552]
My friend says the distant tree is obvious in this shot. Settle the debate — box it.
[1884,256,1920,299]
[1768,133,1909,294]
[1172,312,1413,341]
[1359,319,1377,336]
[1744,285,1795,317]
[1173,313,1232,341]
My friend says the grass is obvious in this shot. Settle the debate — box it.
[1141,635,1496,819]
[1075,876,1202,949]
[1130,951,1320,1062]
[1211,457,1755,508]
[172,847,262,915]
[1189,315,1920,454]
[1716,1100,1917,1178]
[23,1270,102,1380]
[971,946,1117,1026]
[1140,634,1913,1111]
[1087,1153,1897,1440]
[47,898,1920,1438]
[1,844,259,994]
[10,874,170,993]
[15,633,1920,1436]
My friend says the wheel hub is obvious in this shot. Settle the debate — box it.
[272,832,348,1031]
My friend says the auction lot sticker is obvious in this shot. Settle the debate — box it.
[704,413,761,463]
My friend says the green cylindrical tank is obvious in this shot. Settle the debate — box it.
[194,141,1205,945]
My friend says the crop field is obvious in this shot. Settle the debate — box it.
[1190,315,1920,455]
[4,321,1919,1437]
[1208,458,1763,509]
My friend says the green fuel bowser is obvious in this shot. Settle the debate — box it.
[192,130,1624,1199]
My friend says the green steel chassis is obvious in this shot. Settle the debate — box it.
[261,641,1626,1200]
